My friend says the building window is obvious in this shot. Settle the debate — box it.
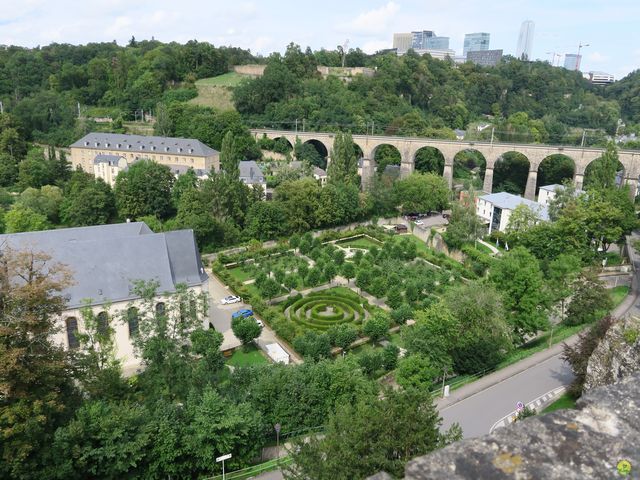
[96,311,109,334]
[66,317,79,349]
[155,302,166,317]
[127,307,139,338]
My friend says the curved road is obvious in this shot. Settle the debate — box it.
[439,353,574,438]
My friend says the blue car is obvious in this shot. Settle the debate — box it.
[232,309,254,319]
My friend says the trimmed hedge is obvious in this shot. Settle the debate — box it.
[287,291,369,331]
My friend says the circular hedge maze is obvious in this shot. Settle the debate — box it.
[285,293,370,331]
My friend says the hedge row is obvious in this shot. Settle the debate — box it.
[287,293,367,331]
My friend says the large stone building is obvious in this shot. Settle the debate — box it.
[0,222,209,375]
[70,133,220,184]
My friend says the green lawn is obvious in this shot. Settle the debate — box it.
[473,242,494,255]
[336,236,383,250]
[609,285,630,308]
[195,72,245,87]
[227,345,269,367]
[227,265,254,283]
[542,393,577,413]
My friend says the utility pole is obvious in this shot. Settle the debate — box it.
[341,39,349,68]
[77,101,81,118]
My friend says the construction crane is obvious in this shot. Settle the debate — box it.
[545,52,561,66]
[576,42,589,70]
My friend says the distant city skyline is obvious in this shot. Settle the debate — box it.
[516,20,535,61]
[0,0,638,80]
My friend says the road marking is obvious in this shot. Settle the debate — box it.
[489,386,567,433]
[440,353,568,412]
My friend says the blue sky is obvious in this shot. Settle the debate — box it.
[1,0,638,80]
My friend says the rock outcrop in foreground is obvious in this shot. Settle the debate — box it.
[584,316,640,391]
[370,374,640,479]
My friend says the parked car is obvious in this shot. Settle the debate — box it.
[232,309,254,319]
[221,295,241,305]
[255,319,264,328]
[414,220,424,226]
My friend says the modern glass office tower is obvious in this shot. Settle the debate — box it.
[516,20,535,60]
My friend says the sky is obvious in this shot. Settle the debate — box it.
[1,0,639,80]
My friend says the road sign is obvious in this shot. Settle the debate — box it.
[216,453,232,463]
[516,401,524,411]
[274,423,281,434]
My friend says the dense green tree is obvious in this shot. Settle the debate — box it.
[17,148,55,189]
[0,249,78,479]
[444,192,484,249]
[327,323,358,351]
[4,204,50,232]
[60,172,115,227]
[565,273,612,326]
[363,312,390,344]
[443,282,512,373]
[490,247,550,342]
[16,185,63,223]
[584,141,620,190]
[231,316,262,349]
[287,388,458,480]
[245,201,291,240]
[394,173,450,214]
[327,132,358,186]
[51,400,152,479]
[396,354,439,390]
[292,331,332,361]
[547,254,582,323]
[506,203,545,239]
[115,160,175,220]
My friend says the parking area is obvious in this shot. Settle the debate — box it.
[206,269,302,363]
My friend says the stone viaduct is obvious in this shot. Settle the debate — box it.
[251,129,640,200]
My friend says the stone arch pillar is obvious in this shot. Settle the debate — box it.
[483,160,496,194]
[524,164,540,200]
[361,158,376,191]
[399,145,415,179]
[442,155,454,188]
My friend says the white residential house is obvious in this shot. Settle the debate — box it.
[476,191,549,233]
[0,222,209,375]
[239,160,266,190]
[537,184,585,207]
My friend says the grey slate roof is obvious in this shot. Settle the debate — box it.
[239,160,265,184]
[71,132,218,157]
[94,154,126,165]
[289,161,327,177]
[0,222,207,309]
[479,191,549,220]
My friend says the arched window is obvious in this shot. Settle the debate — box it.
[155,302,165,317]
[127,307,139,338]
[96,311,108,334]
[66,317,79,349]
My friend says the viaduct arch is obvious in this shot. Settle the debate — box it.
[251,129,640,200]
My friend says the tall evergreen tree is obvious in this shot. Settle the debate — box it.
[327,132,358,187]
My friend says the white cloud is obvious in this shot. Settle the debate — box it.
[361,40,391,54]
[337,2,400,36]
[106,16,133,37]
[587,51,608,63]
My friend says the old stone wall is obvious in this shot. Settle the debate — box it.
[378,375,640,479]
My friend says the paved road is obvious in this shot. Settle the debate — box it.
[439,353,574,438]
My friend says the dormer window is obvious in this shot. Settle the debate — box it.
[151,146,156,151]
[177,147,183,153]
[116,143,121,148]
[94,142,100,147]
[165,147,170,152]
[105,142,110,147]
[188,148,193,153]
[140,145,145,149]
[84,141,89,146]
[127,145,131,149]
